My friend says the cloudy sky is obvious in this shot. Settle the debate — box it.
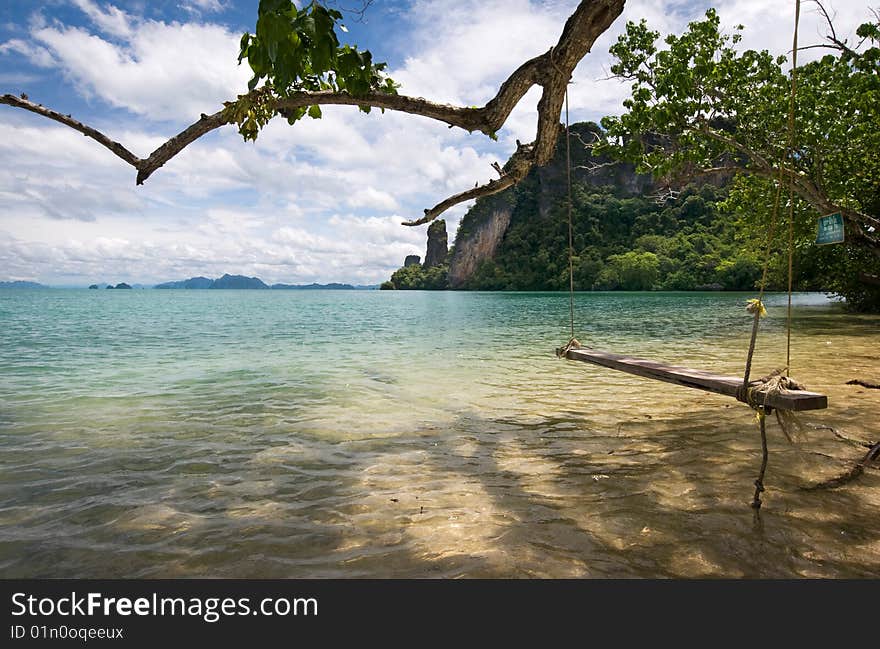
[0,0,871,286]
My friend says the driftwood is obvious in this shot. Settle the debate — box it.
[805,439,880,490]
[846,379,880,389]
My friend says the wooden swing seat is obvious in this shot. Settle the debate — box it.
[557,346,828,412]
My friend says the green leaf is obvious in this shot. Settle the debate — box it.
[235,0,398,137]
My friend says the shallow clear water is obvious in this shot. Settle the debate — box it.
[0,289,878,577]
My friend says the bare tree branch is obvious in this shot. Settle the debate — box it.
[649,187,679,204]
[796,43,844,54]
[0,93,141,168]
[804,0,866,59]
[404,177,518,227]
[404,141,535,225]
[567,128,612,171]
[321,0,375,23]
[0,0,626,226]
[136,109,228,184]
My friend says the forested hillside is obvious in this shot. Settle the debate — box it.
[462,180,763,291]
[385,122,831,294]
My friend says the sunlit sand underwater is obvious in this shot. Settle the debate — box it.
[1,289,878,577]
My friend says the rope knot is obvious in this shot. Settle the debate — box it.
[735,384,757,408]
[736,368,804,408]
[556,337,582,358]
[746,298,767,318]
[738,368,808,443]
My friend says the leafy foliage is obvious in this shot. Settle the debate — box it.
[596,8,880,309]
[226,0,399,140]
[599,10,790,180]
[382,263,449,290]
[594,251,660,291]
[462,180,769,292]
[723,173,880,311]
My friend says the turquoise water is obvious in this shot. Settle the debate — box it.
[1,289,878,577]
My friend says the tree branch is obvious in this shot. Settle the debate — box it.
[1,93,141,168]
[805,0,864,60]
[403,141,535,225]
[0,0,626,225]
[136,109,228,184]
[277,90,488,132]
[408,0,625,222]
[698,125,774,173]
[694,125,880,252]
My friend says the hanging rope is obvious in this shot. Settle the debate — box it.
[742,0,802,511]
[557,85,581,358]
[565,87,576,344]
[785,0,801,374]
[752,410,769,509]
[739,182,782,394]
[740,0,801,395]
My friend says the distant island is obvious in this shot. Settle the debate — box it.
[91,283,138,289]
[3,276,378,290]
[154,273,377,290]
[0,280,46,289]
[272,282,372,290]
[153,276,215,289]
[156,274,269,289]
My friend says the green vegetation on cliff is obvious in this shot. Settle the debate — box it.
[462,181,772,291]
[382,263,448,290]
[384,5,880,309]
[384,121,850,299]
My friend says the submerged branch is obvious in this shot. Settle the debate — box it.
[804,439,880,490]
[847,378,880,389]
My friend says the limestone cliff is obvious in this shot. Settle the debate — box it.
[448,193,513,288]
[449,122,654,287]
[392,121,733,291]
[424,220,448,268]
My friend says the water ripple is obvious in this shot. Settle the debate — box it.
[1,289,878,577]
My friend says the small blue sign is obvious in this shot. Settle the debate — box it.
[816,212,845,245]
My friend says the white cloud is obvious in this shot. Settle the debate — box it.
[1,0,875,285]
[0,209,425,286]
[346,187,400,211]
[715,0,869,61]
[0,38,56,67]
[0,72,43,85]
[394,0,565,105]
[30,4,250,121]
[180,0,226,15]
[0,119,148,223]
[70,0,134,39]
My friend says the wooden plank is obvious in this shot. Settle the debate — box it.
[559,347,828,412]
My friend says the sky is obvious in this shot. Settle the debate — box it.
[0,0,872,286]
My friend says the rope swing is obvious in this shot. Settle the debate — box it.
[556,0,824,509]
[740,0,802,510]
